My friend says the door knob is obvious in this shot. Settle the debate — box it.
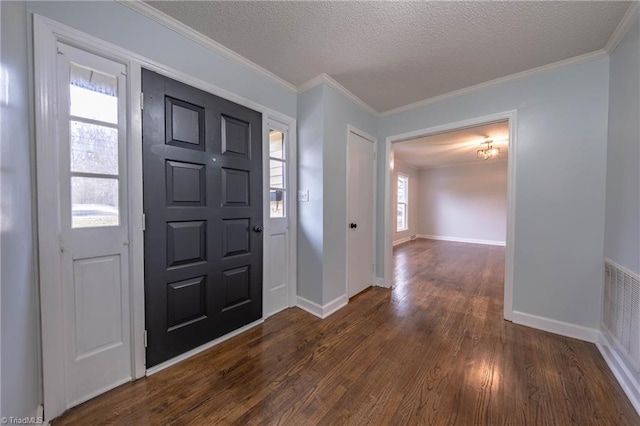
[349,223,357,229]
[253,225,264,233]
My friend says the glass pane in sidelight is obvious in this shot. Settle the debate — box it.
[70,63,118,124]
[70,121,118,175]
[269,130,284,160]
[72,177,119,228]
[270,159,284,189]
[270,189,285,218]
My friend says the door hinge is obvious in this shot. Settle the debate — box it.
[143,330,148,348]
[142,213,146,231]
[140,92,144,110]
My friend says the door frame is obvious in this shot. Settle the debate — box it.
[382,111,518,321]
[34,15,297,421]
[263,118,298,312]
[346,125,378,298]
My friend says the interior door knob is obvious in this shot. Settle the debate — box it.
[253,225,264,233]
[350,223,357,229]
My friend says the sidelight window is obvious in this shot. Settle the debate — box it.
[67,63,123,228]
[397,174,409,231]
[269,130,286,218]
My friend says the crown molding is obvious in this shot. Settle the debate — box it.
[298,73,379,117]
[296,73,328,94]
[605,1,640,54]
[379,49,608,117]
[117,0,297,93]
[119,0,626,120]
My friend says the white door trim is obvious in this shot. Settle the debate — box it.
[264,117,298,313]
[34,15,296,421]
[382,111,518,321]
[346,125,377,298]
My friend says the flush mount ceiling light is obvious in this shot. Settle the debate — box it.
[477,140,500,160]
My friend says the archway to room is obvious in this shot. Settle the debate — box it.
[383,112,516,321]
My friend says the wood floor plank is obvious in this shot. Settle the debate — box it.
[52,239,639,425]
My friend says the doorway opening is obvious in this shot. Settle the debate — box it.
[383,112,517,320]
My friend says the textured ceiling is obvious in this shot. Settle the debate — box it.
[393,121,509,168]
[145,1,631,113]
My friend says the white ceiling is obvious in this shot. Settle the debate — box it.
[393,121,509,169]
[145,1,631,113]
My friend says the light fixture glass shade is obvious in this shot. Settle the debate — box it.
[477,141,500,160]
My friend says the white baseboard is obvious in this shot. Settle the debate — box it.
[323,294,349,317]
[597,329,640,416]
[146,318,264,376]
[418,234,506,247]
[376,277,390,288]
[296,295,324,317]
[296,294,348,319]
[393,236,411,246]
[511,311,599,342]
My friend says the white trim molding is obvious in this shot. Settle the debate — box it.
[597,329,640,416]
[299,50,611,118]
[511,311,599,343]
[393,236,412,247]
[298,73,378,117]
[418,234,506,247]
[376,277,390,288]
[605,1,640,54]
[119,0,632,122]
[117,0,634,121]
[146,319,264,376]
[296,294,349,319]
[117,0,296,93]
[379,50,607,117]
[383,110,518,322]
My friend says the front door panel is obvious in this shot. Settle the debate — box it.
[142,70,263,367]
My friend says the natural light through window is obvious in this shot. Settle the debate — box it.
[269,130,286,218]
[69,63,120,228]
[397,174,408,232]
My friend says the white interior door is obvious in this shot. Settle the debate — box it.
[264,124,291,317]
[347,130,376,298]
[56,42,132,408]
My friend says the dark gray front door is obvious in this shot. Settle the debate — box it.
[142,69,263,367]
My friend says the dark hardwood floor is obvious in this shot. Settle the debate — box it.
[54,239,639,425]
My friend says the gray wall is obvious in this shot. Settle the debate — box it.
[297,85,325,303]
[417,161,508,243]
[1,0,41,419]
[391,158,419,243]
[26,1,297,118]
[296,83,377,305]
[604,17,640,275]
[377,57,610,329]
